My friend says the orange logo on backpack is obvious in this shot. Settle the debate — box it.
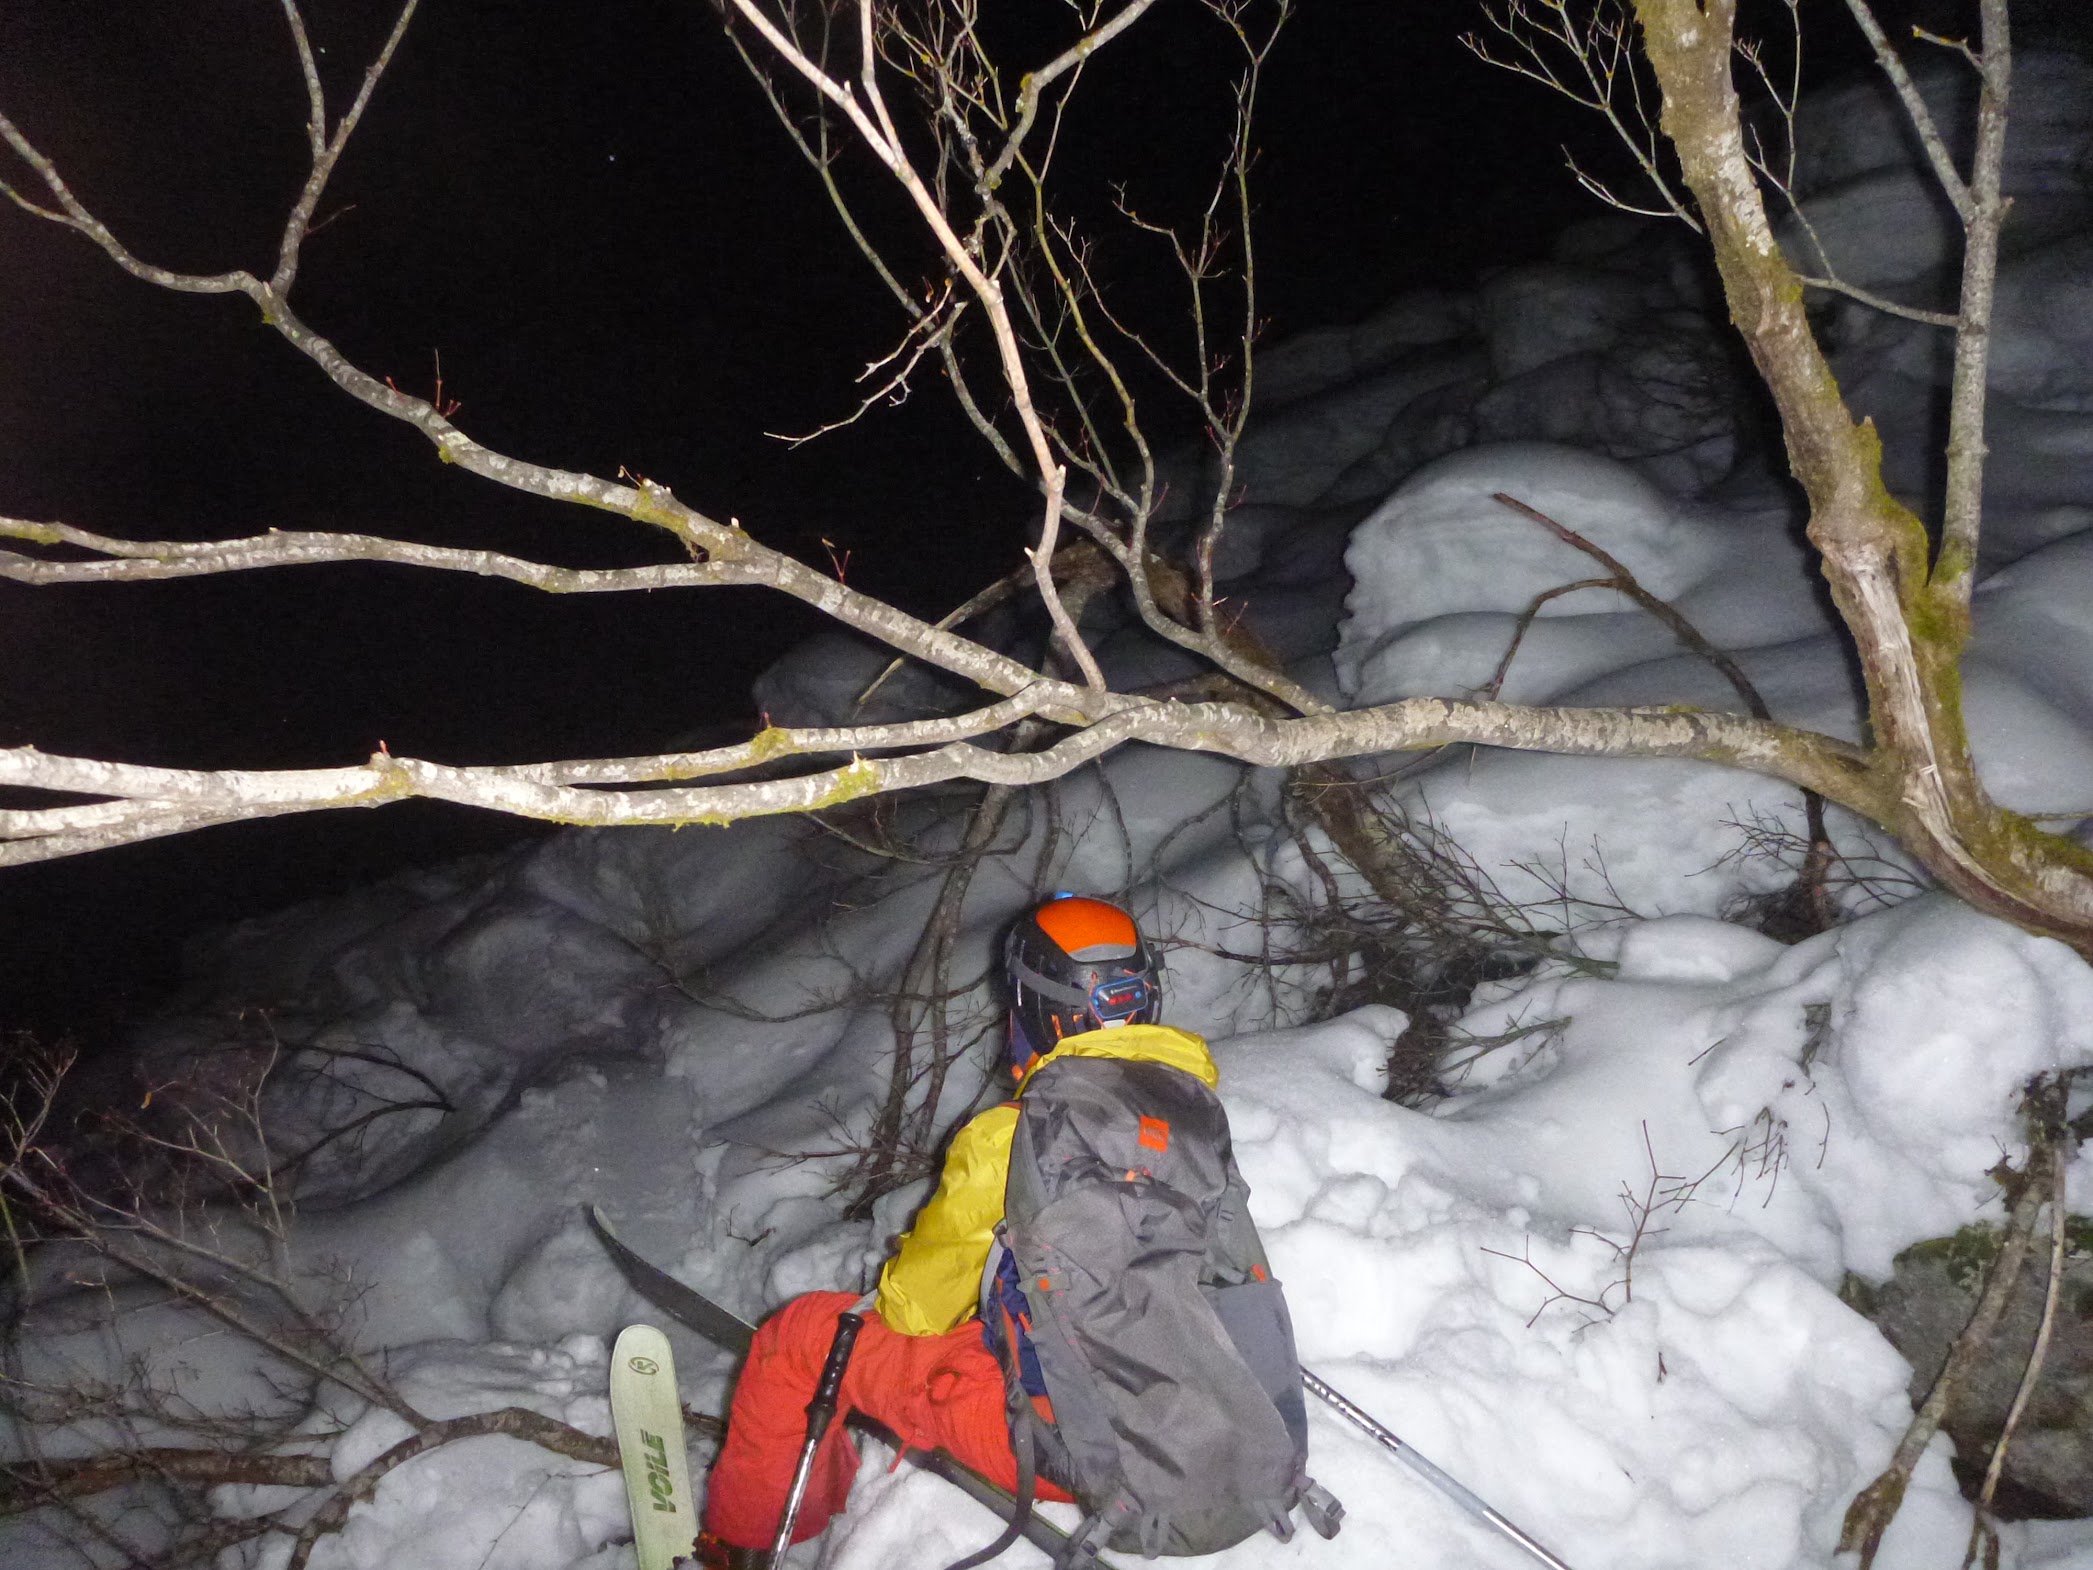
[1137,1115,1170,1153]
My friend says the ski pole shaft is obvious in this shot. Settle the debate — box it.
[772,1311,865,1562]
[1302,1369,1578,1570]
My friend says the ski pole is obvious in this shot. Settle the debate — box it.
[1302,1369,1579,1570]
[771,1310,865,1562]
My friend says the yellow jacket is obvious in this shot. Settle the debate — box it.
[873,1023,1220,1336]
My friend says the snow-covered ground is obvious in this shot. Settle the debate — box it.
[9,49,2093,1570]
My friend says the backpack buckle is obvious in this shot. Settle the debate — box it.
[1054,1512,1116,1570]
[1299,1479,1345,1540]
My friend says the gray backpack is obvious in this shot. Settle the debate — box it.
[985,1053,1341,1560]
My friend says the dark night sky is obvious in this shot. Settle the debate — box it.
[0,0,1970,1039]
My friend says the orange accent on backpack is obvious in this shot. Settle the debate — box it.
[1138,1115,1170,1153]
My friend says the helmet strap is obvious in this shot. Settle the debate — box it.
[1006,953,1096,1009]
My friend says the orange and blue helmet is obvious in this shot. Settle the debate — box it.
[1003,893,1160,1068]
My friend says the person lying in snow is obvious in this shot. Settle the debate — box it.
[694,894,1322,1569]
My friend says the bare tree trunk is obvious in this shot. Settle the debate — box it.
[1631,0,2093,951]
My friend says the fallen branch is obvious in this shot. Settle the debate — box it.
[1492,490,1839,933]
[0,1447,334,1514]
[280,1406,615,1570]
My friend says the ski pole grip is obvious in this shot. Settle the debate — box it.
[805,1311,864,1428]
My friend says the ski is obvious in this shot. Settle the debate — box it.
[585,1204,1113,1569]
[610,1323,702,1570]
[588,1204,762,1356]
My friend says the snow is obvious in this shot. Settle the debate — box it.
[1780,52,2093,292]
[12,47,2093,1570]
[289,1339,633,1570]
[1331,441,1822,710]
[26,858,2092,1570]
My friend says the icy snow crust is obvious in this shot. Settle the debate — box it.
[12,53,2093,1570]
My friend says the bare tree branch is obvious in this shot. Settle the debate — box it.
[979,0,1164,194]
[1,1447,336,1512]
[0,69,1109,722]
[1465,0,1704,232]
[0,1041,631,1568]
[719,0,1326,715]
[9,0,2093,953]
[1841,0,1975,219]
[1933,0,2012,603]
[722,0,1110,689]
[1489,490,1837,926]
[270,0,421,295]
[1792,273,1960,327]
[1841,1078,2071,1569]
[1489,492,1773,719]
[1964,1138,2071,1568]
[1,516,749,590]
[1,692,1877,865]
[281,1407,614,1570]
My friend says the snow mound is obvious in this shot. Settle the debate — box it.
[1342,442,1719,627]
[1333,442,1793,708]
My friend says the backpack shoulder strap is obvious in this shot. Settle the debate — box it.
[1206,1151,1272,1285]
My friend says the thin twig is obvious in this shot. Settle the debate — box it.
[1840,1083,2067,1570]
[1963,1141,2071,1569]
[1795,273,1959,328]
[1466,0,1703,232]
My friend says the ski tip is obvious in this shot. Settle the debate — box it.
[613,1321,674,1360]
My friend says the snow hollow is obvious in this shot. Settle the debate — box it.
[8,48,2093,1570]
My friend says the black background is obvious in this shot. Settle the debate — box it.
[0,0,2046,1039]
